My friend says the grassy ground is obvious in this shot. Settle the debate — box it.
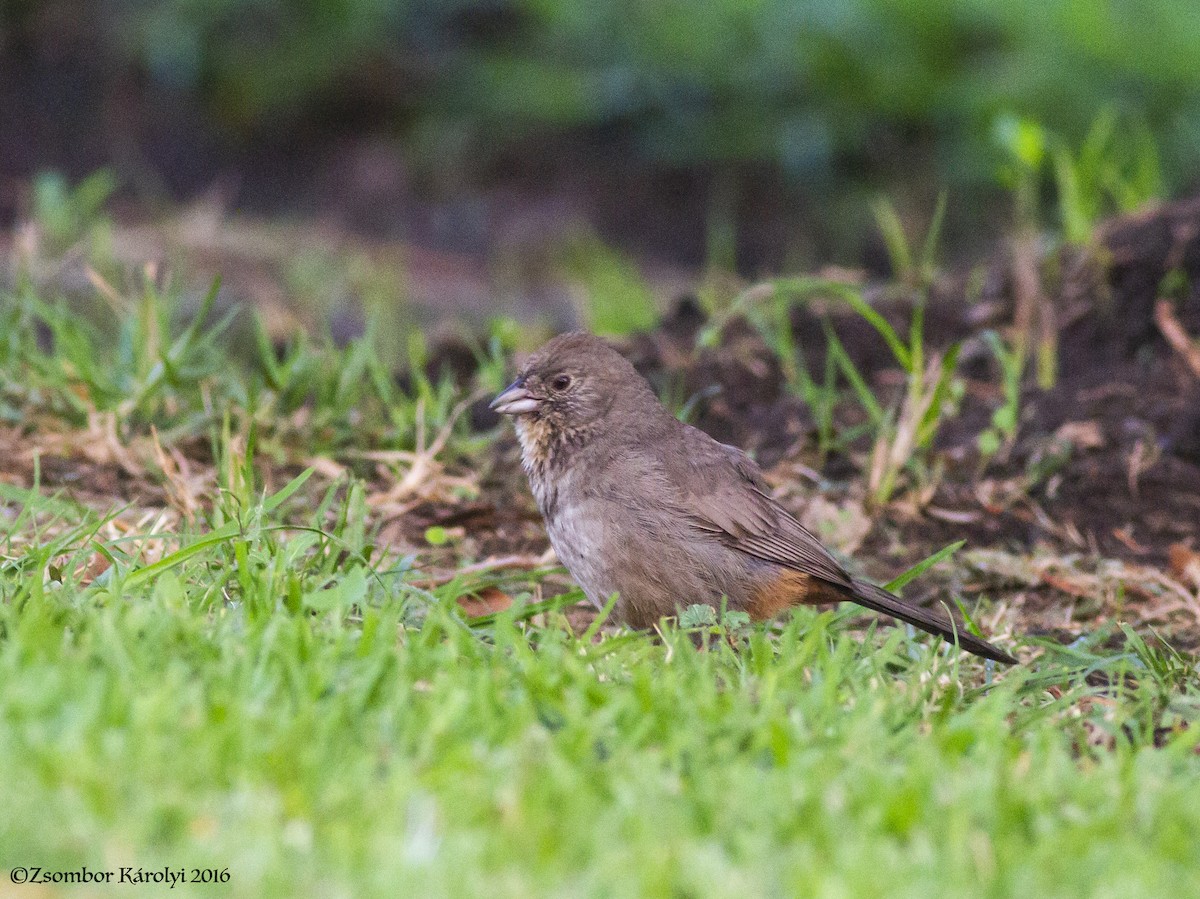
[2,255,1200,897]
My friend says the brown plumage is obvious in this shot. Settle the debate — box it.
[492,332,1016,664]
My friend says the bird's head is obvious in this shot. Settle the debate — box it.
[490,332,657,441]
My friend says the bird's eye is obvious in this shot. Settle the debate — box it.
[551,374,572,391]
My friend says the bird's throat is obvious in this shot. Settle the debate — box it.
[514,416,591,482]
[514,416,553,476]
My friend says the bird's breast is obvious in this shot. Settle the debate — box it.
[544,498,622,609]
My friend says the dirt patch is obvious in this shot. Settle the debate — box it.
[439,199,1200,648]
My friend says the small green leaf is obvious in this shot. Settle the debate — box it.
[977,430,1001,457]
[722,610,751,631]
[303,567,367,612]
[994,114,1047,171]
[680,604,717,629]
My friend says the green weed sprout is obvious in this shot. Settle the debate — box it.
[976,330,1024,466]
[698,276,962,506]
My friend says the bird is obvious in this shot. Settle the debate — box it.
[490,332,1016,664]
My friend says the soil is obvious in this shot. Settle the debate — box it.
[453,197,1200,649]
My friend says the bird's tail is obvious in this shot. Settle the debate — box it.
[848,578,1017,665]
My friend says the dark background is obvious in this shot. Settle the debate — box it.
[5,0,1200,277]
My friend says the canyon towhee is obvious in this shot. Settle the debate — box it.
[492,332,1015,664]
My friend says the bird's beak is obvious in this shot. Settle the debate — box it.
[490,378,540,416]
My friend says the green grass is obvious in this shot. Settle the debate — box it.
[3,493,1200,897]
[3,275,1200,897]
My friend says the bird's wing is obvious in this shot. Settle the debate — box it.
[667,425,1017,663]
[673,425,854,590]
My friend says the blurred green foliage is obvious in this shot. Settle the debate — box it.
[31,170,117,256]
[69,0,1200,193]
[558,231,659,335]
[994,109,1164,243]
